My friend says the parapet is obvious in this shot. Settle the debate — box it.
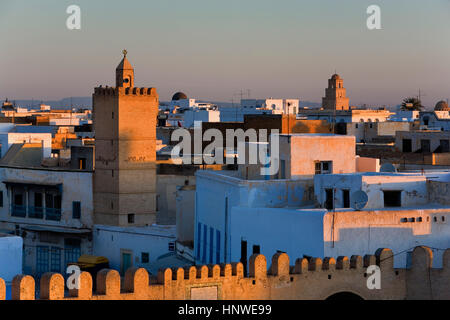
[93,86,158,97]
[1,246,449,300]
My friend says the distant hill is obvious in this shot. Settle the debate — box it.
[5,97,322,110]
[2,97,92,110]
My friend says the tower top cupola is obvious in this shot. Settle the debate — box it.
[116,49,134,88]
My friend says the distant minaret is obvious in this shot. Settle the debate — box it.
[322,74,350,111]
[93,50,158,227]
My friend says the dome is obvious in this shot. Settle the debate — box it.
[435,100,449,111]
[331,74,341,80]
[172,92,188,101]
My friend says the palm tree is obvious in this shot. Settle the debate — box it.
[401,97,422,111]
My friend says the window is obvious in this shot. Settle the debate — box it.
[72,201,81,219]
[325,189,334,210]
[421,140,430,153]
[127,213,135,224]
[440,140,449,153]
[141,252,149,263]
[0,191,3,207]
[342,190,350,208]
[315,161,333,174]
[355,123,358,129]
[36,246,49,276]
[402,139,412,153]
[383,190,402,207]
[64,238,81,268]
[50,247,62,273]
[14,194,23,206]
[79,158,86,170]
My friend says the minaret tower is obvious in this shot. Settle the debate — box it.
[93,50,158,226]
[322,74,350,111]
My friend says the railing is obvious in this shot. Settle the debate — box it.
[11,205,26,217]
[45,208,62,221]
[28,206,44,219]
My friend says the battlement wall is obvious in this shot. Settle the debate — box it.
[1,246,449,300]
[93,86,158,97]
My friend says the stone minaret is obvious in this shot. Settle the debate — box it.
[93,50,158,226]
[322,74,350,111]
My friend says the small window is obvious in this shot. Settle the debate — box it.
[315,161,333,174]
[72,201,81,219]
[442,216,446,222]
[141,252,149,263]
[168,242,175,252]
[325,188,334,210]
[0,191,3,207]
[421,139,430,153]
[383,191,402,207]
[128,213,135,224]
[417,217,422,222]
[402,139,412,153]
[342,189,350,208]
[400,218,407,223]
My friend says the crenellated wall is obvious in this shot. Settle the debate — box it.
[93,86,158,97]
[1,246,449,300]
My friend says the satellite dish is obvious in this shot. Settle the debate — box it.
[351,190,368,211]
[380,163,396,173]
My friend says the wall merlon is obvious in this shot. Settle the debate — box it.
[96,269,121,298]
[350,255,363,269]
[322,257,336,271]
[294,258,309,274]
[364,255,376,268]
[249,254,266,279]
[12,275,35,300]
[40,273,64,300]
[308,257,322,271]
[375,248,394,270]
[270,252,290,276]
[336,256,350,270]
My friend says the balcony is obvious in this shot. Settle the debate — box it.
[28,206,44,219]
[11,205,26,218]
[45,208,62,221]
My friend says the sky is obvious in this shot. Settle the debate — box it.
[0,0,449,107]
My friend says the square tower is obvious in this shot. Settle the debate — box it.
[93,51,158,226]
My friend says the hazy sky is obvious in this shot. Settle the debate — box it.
[1,0,449,107]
